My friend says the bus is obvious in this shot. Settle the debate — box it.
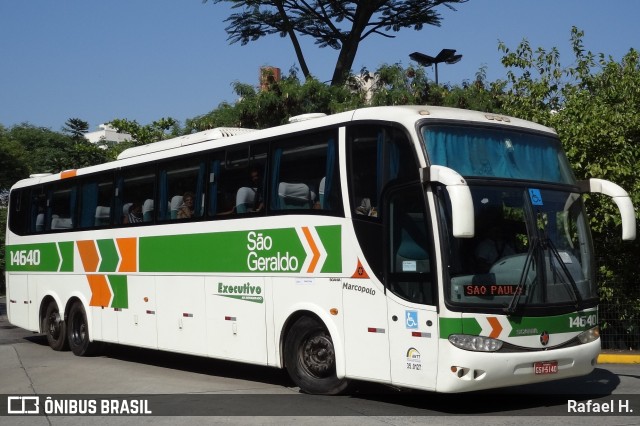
[5,105,636,395]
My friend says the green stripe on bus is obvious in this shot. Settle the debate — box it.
[58,241,74,272]
[506,310,598,336]
[97,239,119,273]
[108,275,128,309]
[439,309,598,339]
[6,242,74,272]
[316,225,341,273]
[138,228,308,273]
[439,317,481,338]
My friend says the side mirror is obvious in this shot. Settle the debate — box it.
[422,165,475,238]
[578,178,636,241]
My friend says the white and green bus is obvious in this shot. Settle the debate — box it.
[5,106,636,394]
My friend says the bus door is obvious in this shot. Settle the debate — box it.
[384,183,439,390]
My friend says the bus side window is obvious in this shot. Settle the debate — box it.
[8,188,29,235]
[348,125,419,220]
[118,169,155,225]
[386,184,435,305]
[50,183,77,231]
[158,157,206,221]
[207,152,230,217]
[79,174,114,228]
[219,146,253,215]
[212,143,268,217]
[29,190,47,233]
[269,131,340,213]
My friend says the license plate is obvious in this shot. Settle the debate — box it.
[534,361,558,375]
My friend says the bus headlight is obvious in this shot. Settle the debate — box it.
[448,334,503,352]
[577,326,600,344]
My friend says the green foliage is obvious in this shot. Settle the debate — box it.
[0,119,114,195]
[108,117,181,146]
[186,63,507,132]
[0,123,110,180]
[186,69,366,130]
[0,128,30,189]
[62,118,89,141]
[366,64,429,105]
[365,63,505,112]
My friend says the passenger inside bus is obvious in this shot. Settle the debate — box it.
[177,192,195,219]
[123,202,142,224]
[249,167,264,212]
[474,224,516,272]
[473,203,518,272]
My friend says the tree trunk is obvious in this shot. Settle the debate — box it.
[330,4,376,86]
[276,1,311,80]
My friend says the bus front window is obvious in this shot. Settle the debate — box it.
[441,185,597,313]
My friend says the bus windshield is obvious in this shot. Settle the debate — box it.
[422,124,576,184]
[440,184,597,312]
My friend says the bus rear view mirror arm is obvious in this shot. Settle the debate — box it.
[578,178,636,241]
[422,165,475,238]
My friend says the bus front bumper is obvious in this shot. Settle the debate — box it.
[435,338,600,393]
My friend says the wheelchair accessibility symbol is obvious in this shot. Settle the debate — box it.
[528,188,544,206]
[405,311,418,329]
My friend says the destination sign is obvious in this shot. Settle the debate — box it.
[464,284,525,296]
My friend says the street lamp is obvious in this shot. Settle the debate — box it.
[409,49,462,85]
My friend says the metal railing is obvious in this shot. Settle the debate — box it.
[599,286,640,350]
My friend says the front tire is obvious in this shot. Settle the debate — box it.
[67,302,101,356]
[284,316,350,395]
[42,301,68,351]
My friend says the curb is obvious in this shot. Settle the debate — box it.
[597,353,640,364]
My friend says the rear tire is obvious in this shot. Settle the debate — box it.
[284,316,350,395]
[67,302,102,356]
[42,301,68,351]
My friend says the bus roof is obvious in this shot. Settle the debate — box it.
[116,127,257,160]
[10,105,556,190]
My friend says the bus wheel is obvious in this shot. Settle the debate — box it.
[42,302,68,351]
[284,316,349,395]
[67,302,101,356]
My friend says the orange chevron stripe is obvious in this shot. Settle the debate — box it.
[116,237,137,272]
[77,240,100,272]
[487,316,503,339]
[302,227,320,273]
[87,275,112,307]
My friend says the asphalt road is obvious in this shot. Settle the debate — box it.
[1,296,638,425]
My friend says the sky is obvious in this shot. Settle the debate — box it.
[1,0,639,132]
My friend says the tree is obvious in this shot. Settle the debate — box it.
[0,126,30,190]
[108,117,180,146]
[186,62,507,132]
[1,123,110,178]
[186,68,364,130]
[209,0,467,86]
[62,118,89,142]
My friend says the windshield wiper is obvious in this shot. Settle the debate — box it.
[543,236,583,308]
[504,236,537,314]
[504,235,583,314]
